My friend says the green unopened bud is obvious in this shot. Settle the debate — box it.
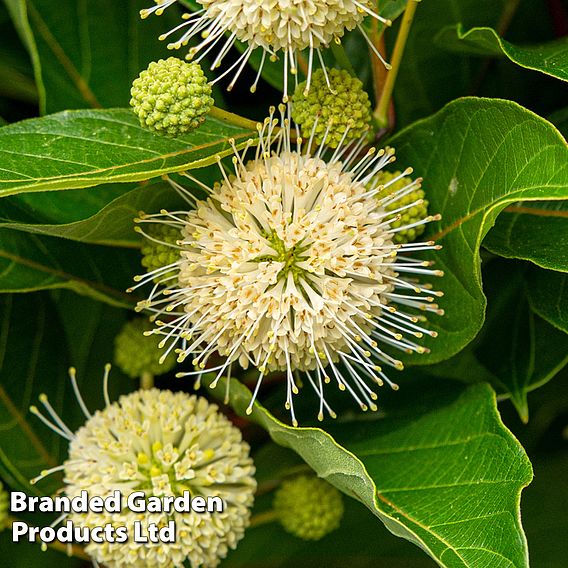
[376,170,428,243]
[274,475,344,540]
[114,318,176,379]
[140,222,181,283]
[292,68,372,148]
[0,481,8,531]
[130,57,214,137]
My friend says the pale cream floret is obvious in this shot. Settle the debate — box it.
[52,389,257,568]
[179,151,395,375]
[141,0,390,94]
[133,109,443,425]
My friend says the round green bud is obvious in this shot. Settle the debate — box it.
[376,170,428,244]
[0,481,8,531]
[274,475,344,540]
[114,318,177,379]
[130,57,214,137]
[292,68,372,148]
[140,222,181,283]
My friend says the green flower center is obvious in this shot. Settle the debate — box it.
[256,232,309,282]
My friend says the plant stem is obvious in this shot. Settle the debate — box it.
[331,42,356,76]
[249,509,279,528]
[374,0,420,127]
[209,106,259,131]
[141,371,154,390]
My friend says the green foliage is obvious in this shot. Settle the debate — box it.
[436,25,568,82]
[390,98,568,363]
[0,109,255,196]
[205,374,532,568]
[0,0,567,566]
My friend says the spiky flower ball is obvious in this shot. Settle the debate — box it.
[133,107,443,426]
[114,318,177,378]
[140,222,182,283]
[274,475,343,540]
[292,68,372,147]
[31,372,256,568]
[141,1,391,96]
[375,170,429,244]
[0,481,8,531]
[130,57,213,137]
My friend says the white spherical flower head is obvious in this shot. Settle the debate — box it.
[141,0,391,97]
[133,107,443,425]
[30,367,256,568]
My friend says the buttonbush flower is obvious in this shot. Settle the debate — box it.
[114,318,178,378]
[132,106,443,425]
[292,67,372,147]
[140,0,391,97]
[274,475,343,540]
[30,367,256,568]
[374,170,429,244]
[130,57,213,137]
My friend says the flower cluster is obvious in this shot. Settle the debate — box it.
[374,170,429,244]
[114,318,177,378]
[141,0,391,95]
[274,475,344,540]
[133,107,443,425]
[292,67,372,147]
[130,57,213,136]
[30,368,256,568]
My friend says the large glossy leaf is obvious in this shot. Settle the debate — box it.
[392,0,509,125]
[0,292,130,496]
[436,25,568,82]
[0,294,65,495]
[0,3,37,105]
[0,108,255,197]
[224,446,432,568]
[526,267,568,334]
[484,201,568,272]
[0,228,138,307]
[0,180,184,247]
[424,260,568,419]
[4,0,181,114]
[388,98,568,364]
[474,261,568,421]
[205,374,532,568]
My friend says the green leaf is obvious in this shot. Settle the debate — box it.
[0,292,131,497]
[207,375,532,568]
[0,228,138,307]
[526,267,568,334]
[0,293,67,495]
[484,201,568,272]
[548,107,568,138]
[435,25,568,82]
[392,0,509,124]
[0,180,184,247]
[0,108,255,197]
[424,260,568,416]
[225,447,433,567]
[473,261,568,421]
[0,3,37,105]
[388,98,568,364]
[4,0,183,114]
[379,0,408,22]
